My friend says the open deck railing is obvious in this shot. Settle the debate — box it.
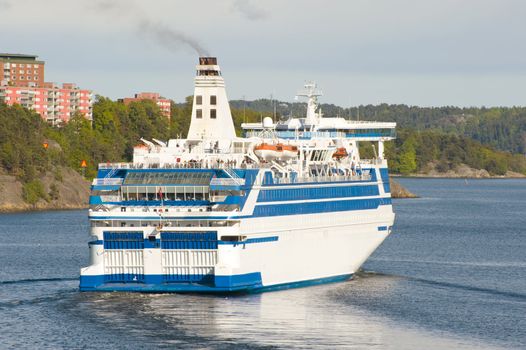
[210,178,246,186]
[92,178,124,186]
[98,161,265,170]
[273,173,371,185]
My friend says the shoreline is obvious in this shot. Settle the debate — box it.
[391,174,526,179]
[2,177,524,213]
[0,205,88,214]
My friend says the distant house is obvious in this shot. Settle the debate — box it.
[119,92,171,118]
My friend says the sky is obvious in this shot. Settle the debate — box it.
[1,0,525,107]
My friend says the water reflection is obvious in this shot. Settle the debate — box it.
[71,275,497,349]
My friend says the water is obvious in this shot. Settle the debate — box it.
[0,178,525,349]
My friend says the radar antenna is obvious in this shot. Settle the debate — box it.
[296,82,323,130]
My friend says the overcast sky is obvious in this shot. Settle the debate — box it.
[1,0,525,107]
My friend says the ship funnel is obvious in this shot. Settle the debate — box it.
[187,57,236,145]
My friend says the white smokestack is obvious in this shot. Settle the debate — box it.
[187,57,237,146]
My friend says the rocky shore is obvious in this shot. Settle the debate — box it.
[390,179,418,198]
[415,163,526,179]
[0,167,90,212]
[4,165,522,211]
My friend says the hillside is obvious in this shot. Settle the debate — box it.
[374,129,526,176]
[229,100,526,155]
[230,99,526,177]
[0,99,173,211]
[0,166,90,212]
[1,97,525,210]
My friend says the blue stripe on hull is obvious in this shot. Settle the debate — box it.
[252,197,391,217]
[79,273,352,294]
[88,200,392,221]
[217,236,279,245]
[379,168,391,193]
[250,274,352,294]
[257,185,379,202]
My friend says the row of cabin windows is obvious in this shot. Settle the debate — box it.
[196,109,216,119]
[258,185,379,202]
[196,95,217,105]
[91,220,235,228]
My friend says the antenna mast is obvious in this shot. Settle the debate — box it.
[296,81,323,129]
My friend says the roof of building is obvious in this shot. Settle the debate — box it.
[0,53,45,64]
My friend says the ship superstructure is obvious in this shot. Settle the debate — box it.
[80,57,396,292]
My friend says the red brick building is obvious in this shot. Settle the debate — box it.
[0,54,93,125]
[120,92,171,118]
[1,53,45,87]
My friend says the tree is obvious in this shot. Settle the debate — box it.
[397,138,418,175]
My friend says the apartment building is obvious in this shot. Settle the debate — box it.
[0,53,93,125]
[0,83,93,125]
[1,53,45,88]
[120,92,171,118]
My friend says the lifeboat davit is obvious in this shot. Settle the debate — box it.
[332,147,348,160]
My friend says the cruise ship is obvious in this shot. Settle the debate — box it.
[80,57,396,293]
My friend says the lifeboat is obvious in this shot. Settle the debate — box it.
[134,144,149,154]
[254,143,281,161]
[332,147,348,160]
[254,143,298,161]
[280,144,299,160]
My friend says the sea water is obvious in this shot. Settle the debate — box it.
[0,178,524,349]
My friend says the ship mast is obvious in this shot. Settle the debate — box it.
[296,82,323,131]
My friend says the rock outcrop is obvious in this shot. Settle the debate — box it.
[0,166,90,212]
[390,179,417,198]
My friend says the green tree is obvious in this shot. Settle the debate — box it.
[397,138,417,175]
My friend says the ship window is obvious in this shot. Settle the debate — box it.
[123,171,213,185]
[210,109,216,119]
[210,95,216,105]
[196,95,202,105]
[196,109,202,118]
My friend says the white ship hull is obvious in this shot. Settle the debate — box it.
[81,206,394,292]
[79,56,397,293]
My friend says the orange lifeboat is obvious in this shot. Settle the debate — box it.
[254,143,282,161]
[254,143,298,161]
[332,147,348,160]
[280,144,299,160]
[134,144,149,154]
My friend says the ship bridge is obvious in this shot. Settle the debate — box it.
[242,120,396,141]
[242,82,396,159]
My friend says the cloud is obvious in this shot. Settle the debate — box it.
[231,0,268,20]
[0,0,11,9]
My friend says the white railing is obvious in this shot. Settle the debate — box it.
[98,161,264,170]
[223,167,245,186]
[92,178,124,186]
[98,162,135,169]
[359,158,385,166]
[273,173,371,184]
[210,178,246,186]
[99,195,121,202]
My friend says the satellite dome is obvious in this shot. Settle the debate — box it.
[263,117,274,128]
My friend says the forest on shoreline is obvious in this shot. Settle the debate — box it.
[0,97,525,205]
